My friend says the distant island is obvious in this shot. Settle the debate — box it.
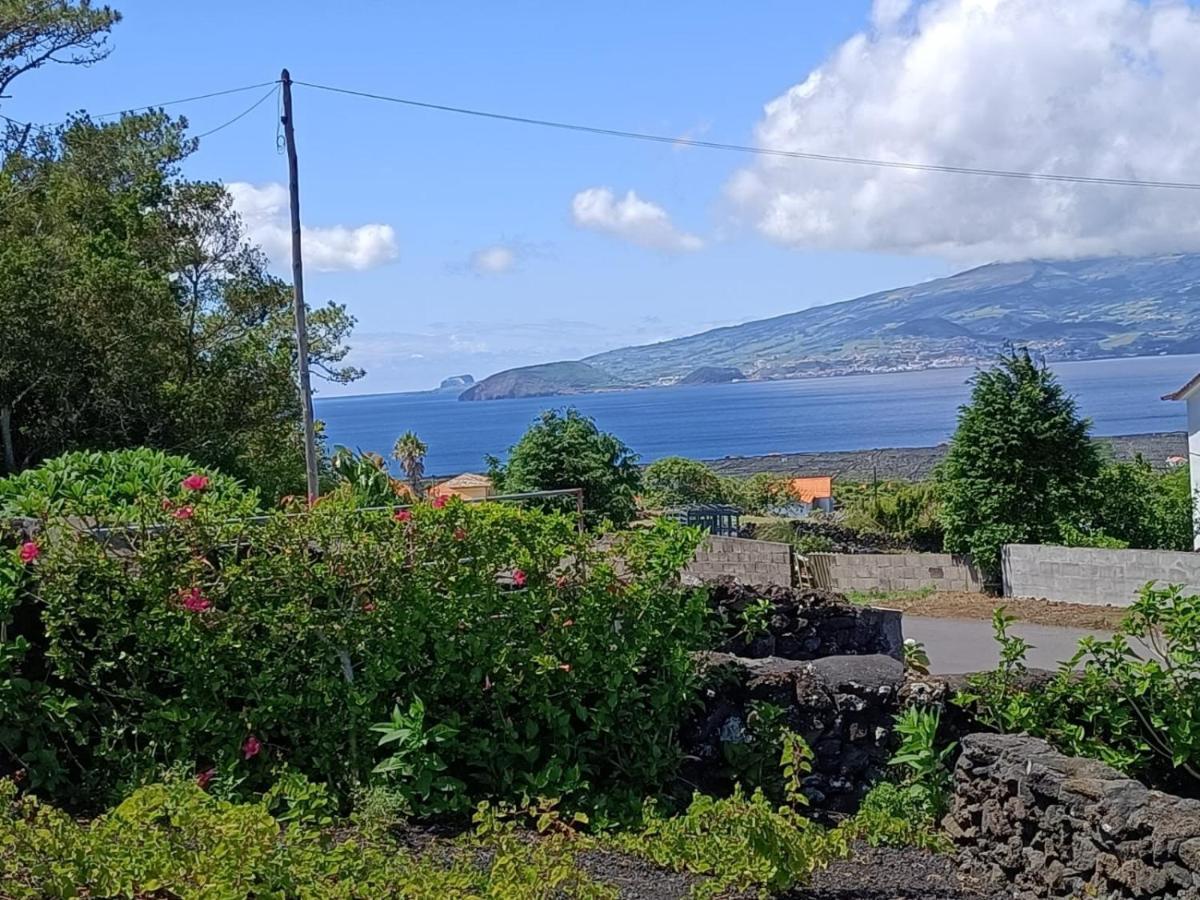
[439,374,475,391]
[455,253,1200,401]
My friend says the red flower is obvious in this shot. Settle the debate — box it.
[453,527,467,542]
[394,508,412,522]
[512,569,527,588]
[196,768,215,790]
[180,587,212,613]
[242,735,262,760]
[182,473,210,492]
[173,506,194,521]
[161,498,174,511]
[431,495,448,509]
[18,541,39,564]
[555,575,569,590]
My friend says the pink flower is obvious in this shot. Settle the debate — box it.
[562,619,575,628]
[512,569,527,588]
[182,473,209,492]
[558,664,572,673]
[196,768,215,790]
[555,576,569,590]
[362,601,377,613]
[161,498,174,511]
[180,587,212,613]
[431,495,448,509]
[453,527,467,542]
[173,506,194,521]
[242,735,262,760]
[394,508,412,523]
[483,674,493,692]
[18,541,39,564]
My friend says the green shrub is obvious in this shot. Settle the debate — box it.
[0,777,617,899]
[839,480,944,549]
[642,457,726,508]
[2,490,710,812]
[609,788,841,895]
[840,781,950,852]
[754,521,834,556]
[958,587,1200,789]
[0,448,260,520]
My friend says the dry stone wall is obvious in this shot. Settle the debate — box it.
[946,732,1200,900]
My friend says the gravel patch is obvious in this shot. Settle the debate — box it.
[875,589,1125,630]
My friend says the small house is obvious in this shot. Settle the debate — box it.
[1163,374,1199,550]
[770,476,835,518]
[428,473,495,502]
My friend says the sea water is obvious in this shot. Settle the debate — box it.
[316,354,1200,476]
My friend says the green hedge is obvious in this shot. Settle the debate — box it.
[2,479,709,815]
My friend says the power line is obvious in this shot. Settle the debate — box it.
[192,84,279,139]
[94,80,279,119]
[1,80,280,135]
[294,79,1200,192]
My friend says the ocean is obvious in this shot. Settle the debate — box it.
[315,354,1200,476]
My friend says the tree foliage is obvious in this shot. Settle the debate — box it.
[641,456,724,508]
[0,1,120,102]
[1081,458,1195,551]
[391,430,427,497]
[937,350,1101,577]
[489,409,641,528]
[0,110,361,498]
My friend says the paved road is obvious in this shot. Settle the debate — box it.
[903,615,1113,674]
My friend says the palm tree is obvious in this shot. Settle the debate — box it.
[392,431,428,498]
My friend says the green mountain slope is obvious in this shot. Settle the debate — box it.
[584,254,1200,384]
[458,361,622,401]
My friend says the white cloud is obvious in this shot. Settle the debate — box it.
[469,244,517,275]
[227,182,398,272]
[571,187,703,252]
[728,0,1200,261]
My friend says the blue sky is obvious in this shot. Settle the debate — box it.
[10,1,1200,394]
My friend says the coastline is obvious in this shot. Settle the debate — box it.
[699,431,1188,482]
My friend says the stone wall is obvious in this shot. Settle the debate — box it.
[1002,543,1200,606]
[946,732,1200,900]
[808,551,985,594]
[708,579,903,660]
[684,653,905,814]
[684,535,794,586]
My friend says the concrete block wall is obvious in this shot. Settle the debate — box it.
[1002,543,1200,606]
[808,552,985,594]
[683,535,793,586]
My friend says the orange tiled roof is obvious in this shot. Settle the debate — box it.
[788,476,833,503]
[429,473,493,496]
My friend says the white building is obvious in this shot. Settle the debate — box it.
[1164,373,1200,550]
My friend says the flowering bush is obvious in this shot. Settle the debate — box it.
[0,449,259,521]
[2,483,709,813]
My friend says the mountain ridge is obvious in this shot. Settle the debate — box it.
[459,253,1200,400]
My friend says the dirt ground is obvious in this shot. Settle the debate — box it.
[870,590,1127,630]
[577,843,1001,899]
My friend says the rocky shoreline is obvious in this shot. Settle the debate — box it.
[701,431,1187,481]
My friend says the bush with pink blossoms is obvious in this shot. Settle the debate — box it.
[2,483,709,815]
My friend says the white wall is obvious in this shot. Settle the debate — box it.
[1189,395,1200,550]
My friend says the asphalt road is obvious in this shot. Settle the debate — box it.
[904,615,1113,674]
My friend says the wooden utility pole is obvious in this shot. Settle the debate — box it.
[280,69,320,500]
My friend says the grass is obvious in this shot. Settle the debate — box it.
[844,585,937,607]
